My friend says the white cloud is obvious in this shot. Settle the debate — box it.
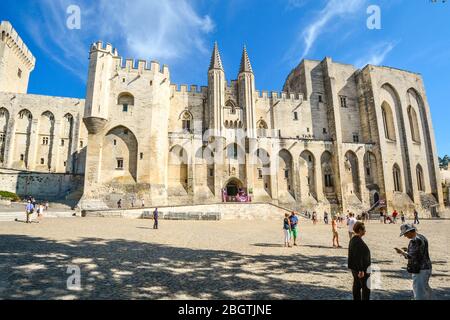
[26,0,214,81]
[302,0,365,58]
[354,42,396,68]
[284,0,366,63]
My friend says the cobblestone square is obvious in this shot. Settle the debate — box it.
[0,217,449,300]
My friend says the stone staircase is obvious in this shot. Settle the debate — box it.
[82,202,297,221]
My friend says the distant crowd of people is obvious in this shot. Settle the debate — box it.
[282,210,433,300]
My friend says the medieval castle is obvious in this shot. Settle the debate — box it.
[0,21,444,216]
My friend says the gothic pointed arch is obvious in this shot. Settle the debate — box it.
[62,113,75,172]
[37,111,56,170]
[299,150,316,198]
[344,150,361,200]
[321,151,335,194]
[180,110,193,133]
[278,149,295,201]
[0,107,9,164]
[101,125,138,183]
[408,105,420,143]
[393,163,402,192]
[14,109,33,168]
[169,144,189,193]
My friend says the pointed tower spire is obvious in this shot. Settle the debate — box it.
[209,42,224,71]
[239,45,253,74]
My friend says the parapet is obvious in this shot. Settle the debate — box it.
[170,84,207,96]
[109,55,170,76]
[91,41,169,74]
[255,89,303,103]
[0,21,36,69]
[90,41,119,57]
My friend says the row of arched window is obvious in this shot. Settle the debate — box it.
[381,90,422,144]
[393,163,425,192]
[224,120,243,129]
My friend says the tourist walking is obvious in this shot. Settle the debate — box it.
[25,201,34,224]
[348,222,371,300]
[332,216,341,248]
[413,210,420,224]
[392,210,398,224]
[117,199,122,209]
[379,210,384,224]
[395,224,432,300]
[347,213,357,239]
[401,211,405,224]
[153,208,159,229]
[289,211,299,246]
[141,199,145,207]
[312,211,318,225]
[283,213,292,247]
[36,203,43,222]
[324,211,329,224]
[44,200,49,211]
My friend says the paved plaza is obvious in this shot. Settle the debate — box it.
[0,216,449,300]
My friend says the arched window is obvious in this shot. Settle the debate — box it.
[117,93,134,112]
[257,120,268,137]
[416,164,425,192]
[381,102,396,141]
[393,164,402,192]
[181,111,192,133]
[226,100,238,115]
[408,106,421,143]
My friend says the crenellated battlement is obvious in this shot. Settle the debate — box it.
[90,41,169,76]
[170,84,208,96]
[0,21,35,69]
[90,40,119,57]
[255,90,303,103]
[115,58,169,76]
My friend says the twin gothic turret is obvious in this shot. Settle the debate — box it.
[207,43,256,138]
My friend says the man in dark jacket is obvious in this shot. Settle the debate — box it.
[395,224,432,300]
[348,222,371,300]
[153,208,159,230]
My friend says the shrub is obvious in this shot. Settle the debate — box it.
[0,191,21,202]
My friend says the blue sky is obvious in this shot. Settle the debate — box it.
[1,0,449,156]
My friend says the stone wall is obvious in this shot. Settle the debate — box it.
[0,168,84,201]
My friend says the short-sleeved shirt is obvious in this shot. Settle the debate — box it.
[347,217,357,233]
[26,203,34,213]
[289,215,298,229]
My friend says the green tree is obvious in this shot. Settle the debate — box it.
[439,155,449,169]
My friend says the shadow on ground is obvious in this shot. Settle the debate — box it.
[0,235,448,300]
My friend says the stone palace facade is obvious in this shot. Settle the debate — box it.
[0,21,444,216]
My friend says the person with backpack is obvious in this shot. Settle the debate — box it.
[395,224,432,300]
